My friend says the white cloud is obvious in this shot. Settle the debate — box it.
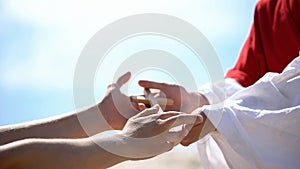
[1,0,256,90]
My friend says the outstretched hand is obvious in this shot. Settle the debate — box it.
[120,105,203,159]
[98,72,139,130]
[138,80,211,146]
[138,80,208,113]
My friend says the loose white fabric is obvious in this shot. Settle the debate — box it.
[197,56,300,169]
[198,78,244,105]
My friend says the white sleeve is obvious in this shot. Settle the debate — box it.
[201,56,300,169]
[198,78,244,105]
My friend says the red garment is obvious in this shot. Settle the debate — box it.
[226,0,300,87]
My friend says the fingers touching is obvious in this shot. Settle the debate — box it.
[160,114,202,128]
[138,105,160,117]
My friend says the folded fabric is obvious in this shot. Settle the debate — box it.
[198,56,300,169]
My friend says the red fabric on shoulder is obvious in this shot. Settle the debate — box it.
[226,0,300,87]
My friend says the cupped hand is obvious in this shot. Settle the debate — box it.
[98,72,139,130]
[139,80,213,146]
[120,105,203,159]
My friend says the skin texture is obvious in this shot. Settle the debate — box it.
[139,80,207,113]
[0,72,137,146]
[0,72,203,169]
[139,80,215,146]
[0,106,202,169]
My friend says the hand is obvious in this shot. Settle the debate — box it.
[181,111,216,146]
[120,105,203,159]
[139,80,212,146]
[98,72,139,130]
[138,80,209,113]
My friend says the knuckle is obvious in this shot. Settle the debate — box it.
[107,84,117,89]
[156,119,164,125]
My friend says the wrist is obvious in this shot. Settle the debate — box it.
[84,136,129,168]
[97,100,116,130]
[198,111,216,138]
[185,92,209,113]
[90,131,162,161]
[76,104,112,136]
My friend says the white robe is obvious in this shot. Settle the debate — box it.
[197,56,300,169]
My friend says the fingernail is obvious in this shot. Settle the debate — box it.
[196,115,203,123]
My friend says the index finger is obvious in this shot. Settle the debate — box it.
[139,80,169,90]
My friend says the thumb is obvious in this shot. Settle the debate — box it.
[138,103,147,111]
[139,104,161,117]
[116,72,131,87]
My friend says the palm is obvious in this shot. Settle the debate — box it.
[99,72,138,130]
[138,80,207,147]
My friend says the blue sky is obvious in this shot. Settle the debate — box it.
[0,0,257,126]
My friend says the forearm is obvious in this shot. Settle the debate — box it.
[0,104,110,145]
[0,137,127,169]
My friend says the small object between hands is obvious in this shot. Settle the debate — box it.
[130,88,174,107]
[144,88,157,106]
